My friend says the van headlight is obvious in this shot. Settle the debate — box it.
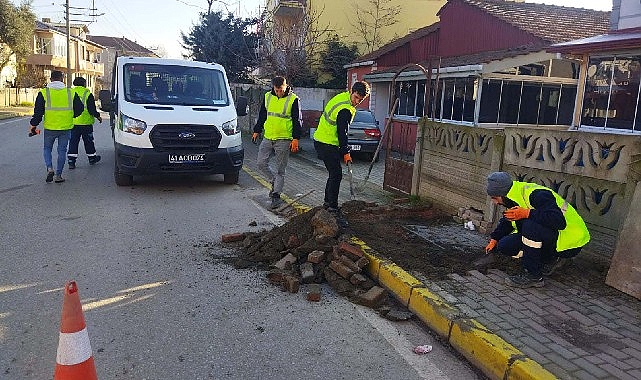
[119,113,147,135]
[221,119,239,136]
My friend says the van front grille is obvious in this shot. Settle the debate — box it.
[150,124,222,152]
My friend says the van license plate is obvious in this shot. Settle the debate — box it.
[348,144,361,151]
[169,154,205,163]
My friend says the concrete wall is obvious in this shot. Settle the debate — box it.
[416,118,641,260]
[0,88,40,106]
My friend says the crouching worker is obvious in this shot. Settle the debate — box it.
[484,171,590,288]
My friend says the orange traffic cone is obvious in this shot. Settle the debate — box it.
[53,281,98,380]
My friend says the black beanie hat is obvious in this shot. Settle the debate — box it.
[486,172,512,197]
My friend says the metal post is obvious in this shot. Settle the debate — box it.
[66,0,71,87]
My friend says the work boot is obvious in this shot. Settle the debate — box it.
[270,193,284,209]
[89,155,101,165]
[68,160,76,169]
[505,271,544,288]
[53,174,65,183]
[46,169,54,183]
[542,257,570,276]
[327,207,349,228]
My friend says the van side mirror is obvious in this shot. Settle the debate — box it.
[98,89,113,112]
[235,96,248,117]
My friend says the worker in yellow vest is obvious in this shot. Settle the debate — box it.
[313,81,370,227]
[29,70,84,183]
[252,76,302,209]
[484,171,590,288]
[68,76,103,169]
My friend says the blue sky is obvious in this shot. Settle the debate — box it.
[12,0,611,59]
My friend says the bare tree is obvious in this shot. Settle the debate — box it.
[351,0,400,54]
[260,2,334,86]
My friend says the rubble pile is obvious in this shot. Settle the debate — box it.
[225,202,410,315]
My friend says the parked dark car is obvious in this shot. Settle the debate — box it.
[347,109,382,161]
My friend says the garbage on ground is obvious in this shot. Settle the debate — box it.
[413,344,433,354]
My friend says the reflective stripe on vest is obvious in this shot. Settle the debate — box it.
[506,181,590,251]
[73,87,95,125]
[41,87,74,130]
[263,91,296,140]
[314,92,354,146]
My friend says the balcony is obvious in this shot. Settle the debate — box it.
[273,0,305,19]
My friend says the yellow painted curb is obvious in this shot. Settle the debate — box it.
[354,235,557,380]
[242,165,312,215]
[408,287,459,338]
[378,262,424,307]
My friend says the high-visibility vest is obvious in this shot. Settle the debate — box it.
[263,91,297,140]
[73,86,95,125]
[40,87,74,130]
[314,92,355,146]
[506,181,590,251]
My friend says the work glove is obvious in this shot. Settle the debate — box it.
[485,239,497,254]
[503,206,530,221]
[28,126,40,137]
[252,132,259,143]
[290,139,299,153]
[343,153,352,164]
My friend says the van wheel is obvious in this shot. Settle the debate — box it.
[114,158,134,186]
[223,170,239,184]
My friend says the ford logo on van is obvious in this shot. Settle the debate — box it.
[178,132,196,139]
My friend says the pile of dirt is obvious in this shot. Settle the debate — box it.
[228,203,413,319]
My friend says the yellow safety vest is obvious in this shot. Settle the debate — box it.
[40,87,74,131]
[314,92,355,146]
[73,86,95,125]
[263,91,297,140]
[506,181,590,251]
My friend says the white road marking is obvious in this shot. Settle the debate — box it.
[357,306,451,380]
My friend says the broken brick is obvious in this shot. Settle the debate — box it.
[339,241,364,259]
[355,257,370,269]
[356,286,387,308]
[329,260,354,279]
[283,275,300,293]
[300,262,315,284]
[286,234,300,249]
[338,255,361,273]
[307,284,321,302]
[274,253,297,270]
[221,232,245,243]
[350,273,367,285]
[307,250,325,264]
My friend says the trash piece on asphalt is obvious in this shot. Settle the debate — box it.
[413,344,433,354]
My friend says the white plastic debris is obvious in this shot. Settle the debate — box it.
[413,344,433,354]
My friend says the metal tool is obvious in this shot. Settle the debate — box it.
[347,161,355,200]
[275,189,315,212]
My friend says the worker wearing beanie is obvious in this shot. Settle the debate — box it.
[484,171,590,288]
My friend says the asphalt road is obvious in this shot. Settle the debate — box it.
[0,115,480,379]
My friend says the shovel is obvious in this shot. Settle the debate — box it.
[347,161,356,200]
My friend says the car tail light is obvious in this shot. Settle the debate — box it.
[364,128,381,138]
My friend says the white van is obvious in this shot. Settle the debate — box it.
[99,56,247,186]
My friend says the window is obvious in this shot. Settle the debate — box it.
[124,64,229,106]
[36,38,52,54]
[582,56,641,131]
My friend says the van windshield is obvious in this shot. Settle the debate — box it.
[123,63,229,106]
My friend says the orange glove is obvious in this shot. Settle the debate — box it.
[485,239,497,254]
[503,206,530,221]
[290,139,299,153]
[252,132,259,143]
[343,153,352,164]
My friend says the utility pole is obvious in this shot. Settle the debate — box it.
[66,0,71,87]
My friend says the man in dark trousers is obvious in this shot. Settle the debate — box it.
[484,171,590,288]
[313,80,370,227]
[68,76,102,169]
[29,70,84,183]
[252,76,302,209]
